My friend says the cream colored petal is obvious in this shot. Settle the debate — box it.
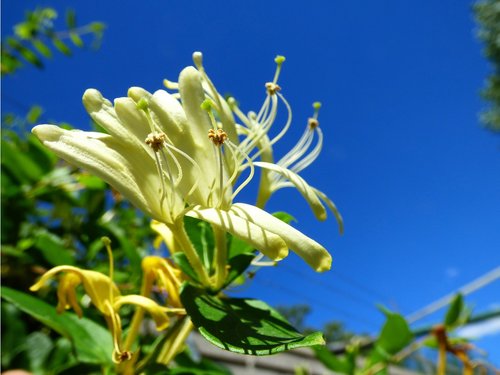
[178,67,213,152]
[311,187,344,235]
[178,67,231,206]
[32,125,167,222]
[83,89,144,149]
[186,207,289,261]
[113,295,170,330]
[254,161,327,221]
[231,203,332,272]
[113,96,154,149]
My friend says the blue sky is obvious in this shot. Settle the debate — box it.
[3,0,500,367]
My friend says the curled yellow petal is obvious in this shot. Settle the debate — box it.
[30,265,120,315]
[113,295,170,331]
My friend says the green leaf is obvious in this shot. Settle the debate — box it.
[34,230,75,266]
[184,216,214,272]
[52,37,72,56]
[7,37,43,68]
[32,39,52,58]
[377,312,413,355]
[444,293,464,328]
[88,22,106,33]
[273,211,296,224]
[69,32,84,48]
[26,331,53,373]
[224,252,255,288]
[180,283,325,355]
[1,286,113,365]
[172,252,199,283]
[1,302,28,367]
[1,139,46,182]
[313,346,355,375]
[66,9,77,29]
[26,105,43,124]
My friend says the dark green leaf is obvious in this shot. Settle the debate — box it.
[65,9,77,29]
[7,38,43,68]
[52,37,72,56]
[224,252,255,288]
[180,283,325,355]
[444,294,464,328]
[1,302,28,367]
[34,230,75,266]
[172,252,199,283]
[1,286,113,365]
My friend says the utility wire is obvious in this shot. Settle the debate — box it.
[254,276,380,330]
[406,265,500,324]
[281,263,379,308]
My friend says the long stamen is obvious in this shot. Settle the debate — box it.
[226,141,255,200]
[102,237,115,302]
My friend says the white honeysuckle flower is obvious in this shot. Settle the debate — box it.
[32,52,333,274]
[183,54,342,231]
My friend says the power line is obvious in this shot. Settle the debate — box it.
[406,265,500,324]
[253,276,380,330]
[280,263,379,308]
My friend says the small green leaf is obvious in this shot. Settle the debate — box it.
[88,22,106,33]
[172,252,199,283]
[444,294,464,328]
[224,252,255,288]
[32,39,52,58]
[273,212,296,224]
[1,286,113,365]
[66,9,77,29]
[377,312,413,355]
[7,38,43,68]
[180,283,325,355]
[52,37,72,56]
[184,216,214,271]
[313,346,355,375]
[14,22,34,39]
[69,32,84,47]
[26,105,43,124]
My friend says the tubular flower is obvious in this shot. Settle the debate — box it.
[206,56,343,232]
[32,52,333,273]
[30,266,171,363]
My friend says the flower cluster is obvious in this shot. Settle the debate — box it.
[30,52,342,363]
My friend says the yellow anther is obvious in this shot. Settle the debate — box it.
[208,128,228,146]
[145,132,167,152]
[308,118,319,129]
[265,82,281,95]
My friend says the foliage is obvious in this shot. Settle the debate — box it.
[474,0,500,131]
[1,7,105,75]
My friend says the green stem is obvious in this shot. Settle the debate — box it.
[173,221,212,287]
[213,226,228,289]
[157,316,194,364]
